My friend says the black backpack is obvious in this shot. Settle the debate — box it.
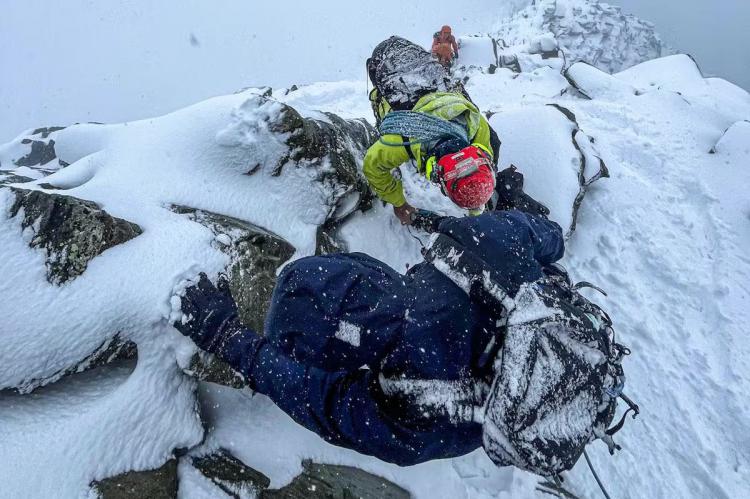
[424,233,638,477]
[366,36,502,165]
[367,36,454,112]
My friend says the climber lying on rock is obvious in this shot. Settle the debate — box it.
[172,189,633,476]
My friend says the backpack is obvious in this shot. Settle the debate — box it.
[424,233,638,477]
[367,36,454,112]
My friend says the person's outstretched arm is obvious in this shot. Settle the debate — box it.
[173,274,427,466]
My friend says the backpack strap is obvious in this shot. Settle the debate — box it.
[424,234,520,371]
[401,135,416,162]
[424,233,516,313]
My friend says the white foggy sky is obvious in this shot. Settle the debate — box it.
[0,0,747,143]
[616,0,750,89]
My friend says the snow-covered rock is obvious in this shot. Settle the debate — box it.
[2,8,750,499]
[8,187,143,285]
[0,91,381,496]
[457,0,670,75]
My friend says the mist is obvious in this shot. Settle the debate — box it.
[616,0,750,89]
[1,0,747,143]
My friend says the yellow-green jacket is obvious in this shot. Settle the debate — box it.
[364,91,493,207]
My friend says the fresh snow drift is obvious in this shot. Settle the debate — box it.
[2,2,750,499]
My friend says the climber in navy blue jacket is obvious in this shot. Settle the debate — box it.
[174,209,564,466]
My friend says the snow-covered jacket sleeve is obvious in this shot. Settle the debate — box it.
[211,331,430,466]
[363,136,412,207]
[436,210,564,294]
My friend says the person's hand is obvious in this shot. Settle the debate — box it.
[173,273,239,353]
[393,203,417,225]
[411,209,447,233]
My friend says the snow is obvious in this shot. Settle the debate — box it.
[335,320,361,347]
[193,382,539,498]
[2,2,750,498]
[0,355,202,498]
[487,106,583,233]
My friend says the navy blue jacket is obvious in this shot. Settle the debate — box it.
[217,211,564,466]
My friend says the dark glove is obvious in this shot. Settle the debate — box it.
[393,203,417,225]
[173,273,240,353]
[494,165,550,218]
[410,209,447,233]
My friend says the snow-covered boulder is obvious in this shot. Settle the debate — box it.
[8,187,143,285]
[457,0,670,75]
[0,91,384,496]
[489,103,608,236]
[0,92,376,394]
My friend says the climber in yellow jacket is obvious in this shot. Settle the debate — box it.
[364,91,496,224]
[364,37,499,225]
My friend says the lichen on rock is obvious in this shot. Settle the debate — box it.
[91,459,177,499]
[8,188,142,284]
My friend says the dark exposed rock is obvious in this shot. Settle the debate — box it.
[186,351,247,389]
[192,449,271,498]
[187,453,411,499]
[497,54,521,73]
[31,126,66,138]
[546,104,609,238]
[14,139,59,167]
[91,459,177,499]
[0,171,34,185]
[7,127,68,170]
[7,188,143,284]
[171,206,295,333]
[172,206,295,389]
[261,460,411,499]
[244,163,262,175]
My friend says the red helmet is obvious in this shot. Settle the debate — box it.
[441,25,452,33]
[435,145,496,209]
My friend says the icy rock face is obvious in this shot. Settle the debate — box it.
[269,103,378,253]
[172,206,295,389]
[8,187,143,284]
[183,450,410,499]
[171,206,295,333]
[458,0,669,75]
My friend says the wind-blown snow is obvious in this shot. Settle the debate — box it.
[2,6,750,499]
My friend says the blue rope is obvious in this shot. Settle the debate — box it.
[378,111,468,147]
